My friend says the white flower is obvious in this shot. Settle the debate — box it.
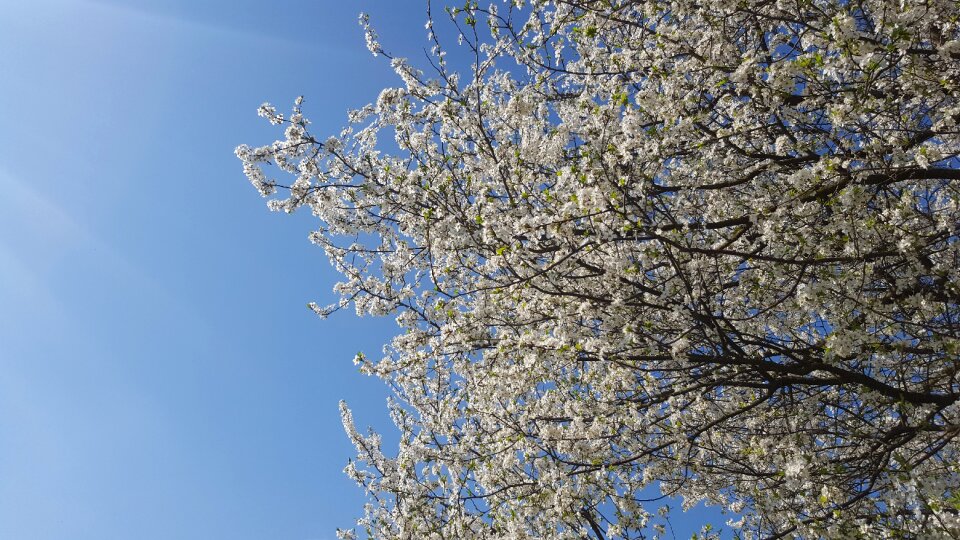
[239,2,960,537]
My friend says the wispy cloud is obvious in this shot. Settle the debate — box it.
[73,0,362,53]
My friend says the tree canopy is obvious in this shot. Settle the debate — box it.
[237,1,960,538]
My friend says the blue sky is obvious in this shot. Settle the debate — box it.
[0,1,728,538]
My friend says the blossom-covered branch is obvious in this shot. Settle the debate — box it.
[239,1,960,538]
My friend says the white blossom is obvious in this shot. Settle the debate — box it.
[239,2,960,538]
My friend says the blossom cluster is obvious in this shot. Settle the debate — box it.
[239,1,960,538]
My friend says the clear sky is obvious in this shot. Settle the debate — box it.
[0,1,728,538]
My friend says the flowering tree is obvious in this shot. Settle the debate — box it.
[237,0,960,538]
